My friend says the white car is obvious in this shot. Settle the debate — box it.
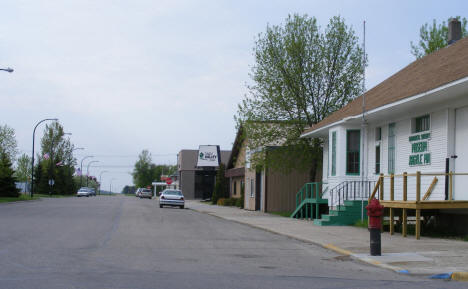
[77,187,92,197]
[159,189,184,209]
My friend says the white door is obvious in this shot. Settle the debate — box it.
[455,106,468,200]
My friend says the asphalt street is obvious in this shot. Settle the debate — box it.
[0,195,464,289]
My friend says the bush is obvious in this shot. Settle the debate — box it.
[217,198,226,206]
[235,197,243,208]
[217,198,240,207]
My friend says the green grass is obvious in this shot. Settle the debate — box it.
[270,211,293,218]
[200,200,213,204]
[354,219,368,228]
[0,194,39,203]
[34,194,74,198]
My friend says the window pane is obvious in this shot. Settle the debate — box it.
[331,132,336,176]
[375,145,380,174]
[388,123,395,174]
[346,130,360,174]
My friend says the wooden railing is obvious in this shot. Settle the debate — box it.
[368,171,468,239]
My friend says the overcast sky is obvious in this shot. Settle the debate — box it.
[1,0,467,192]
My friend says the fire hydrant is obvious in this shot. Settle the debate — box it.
[366,198,384,256]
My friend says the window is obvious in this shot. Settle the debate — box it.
[331,131,336,176]
[375,145,381,174]
[375,127,381,141]
[388,123,395,174]
[414,115,430,133]
[346,130,360,175]
[233,181,237,195]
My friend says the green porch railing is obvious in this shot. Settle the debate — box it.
[291,182,328,219]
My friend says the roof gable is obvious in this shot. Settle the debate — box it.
[302,36,468,136]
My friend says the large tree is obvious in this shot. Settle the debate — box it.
[132,150,155,188]
[411,16,467,59]
[36,122,76,195]
[15,153,31,182]
[236,14,365,177]
[0,150,19,197]
[0,124,18,162]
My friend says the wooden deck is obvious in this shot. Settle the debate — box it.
[380,200,468,209]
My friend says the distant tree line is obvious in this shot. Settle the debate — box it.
[132,149,176,193]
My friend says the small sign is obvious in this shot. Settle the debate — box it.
[165,178,173,185]
[48,179,55,186]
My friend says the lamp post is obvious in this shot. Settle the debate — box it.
[31,118,58,198]
[86,160,99,186]
[99,171,108,195]
[110,178,116,194]
[0,67,13,73]
[80,156,93,187]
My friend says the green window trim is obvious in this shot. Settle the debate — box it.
[388,123,396,174]
[415,115,430,133]
[346,130,360,175]
[331,131,336,176]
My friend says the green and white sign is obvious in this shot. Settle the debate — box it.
[409,132,431,166]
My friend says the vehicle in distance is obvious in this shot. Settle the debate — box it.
[159,189,184,209]
[77,187,92,197]
[139,188,152,199]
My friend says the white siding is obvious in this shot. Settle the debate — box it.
[365,109,448,201]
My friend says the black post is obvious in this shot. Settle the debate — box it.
[445,158,449,200]
[370,228,381,256]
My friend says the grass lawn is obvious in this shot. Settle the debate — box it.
[0,194,39,203]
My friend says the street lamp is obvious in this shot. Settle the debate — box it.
[99,171,108,195]
[47,132,72,195]
[110,178,116,194]
[80,155,93,187]
[86,160,99,186]
[31,118,58,198]
[0,67,13,73]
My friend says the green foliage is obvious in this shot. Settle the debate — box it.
[235,197,243,208]
[15,153,31,182]
[122,185,136,194]
[0,124,18,162]
[132,149,176,191]
[211,163,228,204]
[411,16,467,59]
[0,151,20,197]
[270,211,293,218]
[35,122,76,195]
[236,14,364,175]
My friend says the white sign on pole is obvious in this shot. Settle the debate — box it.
[197,145,220,167]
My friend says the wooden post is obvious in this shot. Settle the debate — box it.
[449,171,453,201]
[415,209,421,240]
[390,174,394,235]
[416,171,421,239]
[402,172,407,237]
[379,173,384,200]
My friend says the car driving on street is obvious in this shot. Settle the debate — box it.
[159,189,184,209]
[139,188,153,199]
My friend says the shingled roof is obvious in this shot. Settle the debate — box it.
[302,36,468,136]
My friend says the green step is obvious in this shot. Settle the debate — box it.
[313,200,368,226]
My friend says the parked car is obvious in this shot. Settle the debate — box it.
[88,188,96,196]
[77,187,92,197]
[135,188,142,197]
[159,189,184,209]
[139,188,152,199]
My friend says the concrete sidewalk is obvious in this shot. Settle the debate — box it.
[187,200,468,281]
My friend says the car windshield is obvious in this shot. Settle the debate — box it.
[78,188,89,192]
[163,190,182,196]
[142,189,151,192]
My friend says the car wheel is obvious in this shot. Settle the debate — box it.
[159,204,163,208]
[180,205,184,209]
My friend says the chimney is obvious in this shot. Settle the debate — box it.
[448,18,462,44]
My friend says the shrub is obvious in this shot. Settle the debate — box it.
[235,197,243,208]
[217,198,226,206]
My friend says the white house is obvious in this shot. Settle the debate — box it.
[302,22,468,210]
